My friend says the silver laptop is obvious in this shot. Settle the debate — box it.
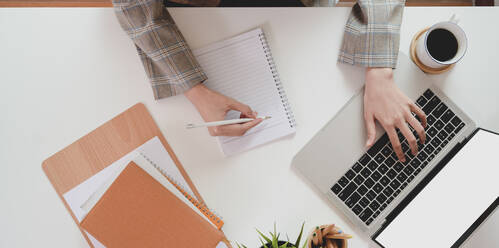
[292,53,499,247]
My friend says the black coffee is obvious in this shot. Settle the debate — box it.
[426,28,458,62]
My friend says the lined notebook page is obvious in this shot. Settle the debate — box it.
[193,28,296,156]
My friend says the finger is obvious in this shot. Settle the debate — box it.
[364,113,376,148]
[406,113,426,144]
[410,103,427,128]
[228,99,254,118]
[210,119,262,136]
[385,126,405,162]
[240,111,258,119]
[398,120,418,156]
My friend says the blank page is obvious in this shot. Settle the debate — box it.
[193,28,296,156]
[375,130,499,248]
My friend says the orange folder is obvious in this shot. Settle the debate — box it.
[80,161,225,248]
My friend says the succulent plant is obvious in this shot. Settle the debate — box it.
[236,223,307,248]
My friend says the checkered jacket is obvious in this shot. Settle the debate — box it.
[112,0,405,99]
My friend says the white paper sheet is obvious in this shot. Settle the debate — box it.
[375,130,499,248]
[63,137,196,248]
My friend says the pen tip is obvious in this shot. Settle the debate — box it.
[263,116,271,120]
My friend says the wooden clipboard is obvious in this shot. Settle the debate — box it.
[42,103,230,248]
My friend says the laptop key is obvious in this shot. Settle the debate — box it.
[433,103,448,118]
[417,150,428,162]
[354,175,365,185]
[381,146,392,157]
[369,201,380,211]
[345,169,356,180]
[356,184,367,194]
[403,165,414,176]
[364,178,375,188]
[423,89,434,99]
[427,115,436,125]
[424,143,435,154]
[368,161,379,171]
[394,162,404,172]
[387,169,398,179]
[441,109,455,123]
[397,172,408,182]
[359,154,370,166]
[366,190,376,201]
[338,182,357,201]
[353,204,363,215]
[373,183,383,193]
[455,122,465,134]
[345,192,361,208]
[416,95,427,107]
[376,193,387,205]
[375,154,385,164]
[378,164,389,174]
[435,120,445,130]
[428,127,438,137]
[359,197,369,208]
[451,116,462,127]
[331,184,342,195]
[390,179,401,190]
[367,134,389,157]
[431,137,442,148]
[383,186,394,197]
[444,123,455,134]
[360,168,372,178]
[423,96,441,114]
[380,176,390,186]
[338,176,349,187]
[401,142,410,153]
[360,208,374,222]
[371,171,382,181]
[438,130,449,141]
[410,158,421,168]
[384,157,395,167]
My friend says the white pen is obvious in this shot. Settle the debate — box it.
[186,116,271,129]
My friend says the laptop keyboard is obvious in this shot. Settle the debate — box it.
[330,89,466,226]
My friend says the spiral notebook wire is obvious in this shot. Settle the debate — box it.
[258,31,296,128]
[139,152,224,229]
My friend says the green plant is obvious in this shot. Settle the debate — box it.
[236,223,307,248]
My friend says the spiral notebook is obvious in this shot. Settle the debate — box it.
[193,28,296,156]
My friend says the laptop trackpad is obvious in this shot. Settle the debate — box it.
[375,129,499,248]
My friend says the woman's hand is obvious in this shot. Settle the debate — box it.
[184,84,262,136]
[364,68,427,162]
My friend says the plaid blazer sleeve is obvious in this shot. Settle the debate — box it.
[338,0,406,68]
[112,0,207,99]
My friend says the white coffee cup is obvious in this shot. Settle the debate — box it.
[416,15,468,69]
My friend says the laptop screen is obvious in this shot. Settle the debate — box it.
[375,129,499,248]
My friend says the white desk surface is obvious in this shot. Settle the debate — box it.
[1,7,498,248]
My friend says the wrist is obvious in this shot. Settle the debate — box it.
[366,67,394,86]
[184,84,206,102]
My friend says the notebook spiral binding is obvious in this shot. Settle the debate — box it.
[258,32,296,128]
[138,152,224,229]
